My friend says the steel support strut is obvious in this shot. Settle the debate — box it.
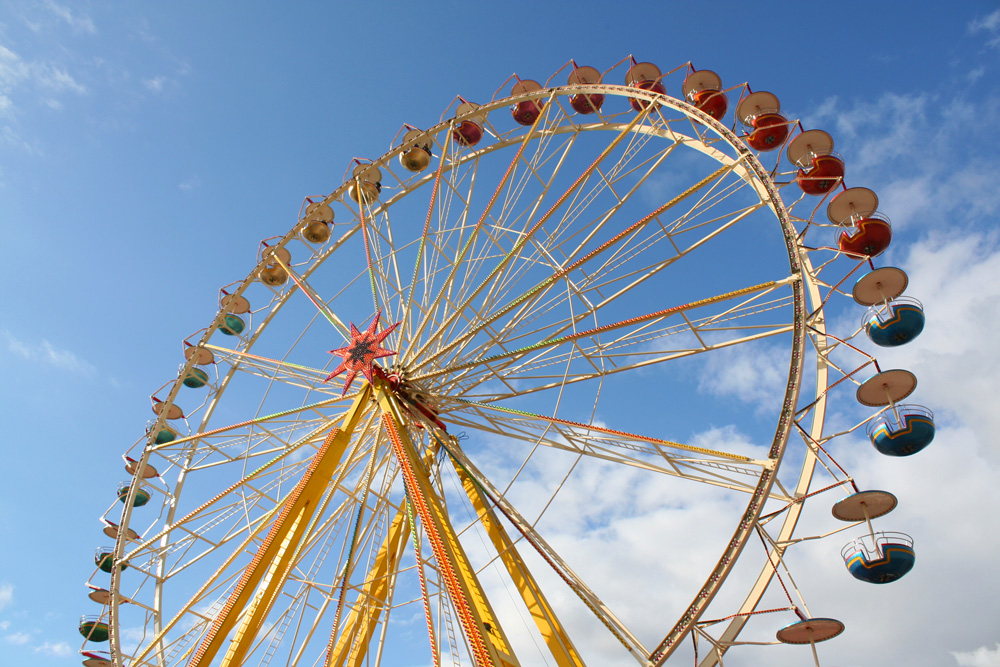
[444,444,586,667]
[325,509,411,667]
[376,384,520,667]
[187,385,374,667]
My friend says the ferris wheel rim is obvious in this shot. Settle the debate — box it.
[106,80,827,667]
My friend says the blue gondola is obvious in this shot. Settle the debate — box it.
[863,297,925,347]
[866,404,935,456]
[842,532,915,583]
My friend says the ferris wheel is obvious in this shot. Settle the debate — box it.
[79,57,933,667]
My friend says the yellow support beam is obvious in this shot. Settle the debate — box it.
[326,508,410,667]
[376,386,519,667]
[188,385,374,667]
[448,450,586,667]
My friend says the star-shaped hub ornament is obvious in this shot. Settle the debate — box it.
[325,311,400,396]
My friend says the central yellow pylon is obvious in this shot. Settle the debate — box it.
[188,378,582,667]
[447,450,585,667]
[376,385,520,667]
[326,509,410,667]
[188,386,373,667]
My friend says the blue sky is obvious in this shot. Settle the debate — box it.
[2,2,1000,666]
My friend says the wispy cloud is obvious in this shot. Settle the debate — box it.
[969,10,1000,48]
[4,631,30,645]
[0,43,86,118]
[0,125,41,155]
[42,0,96,35]
[34,641,72,657]
[0,45,29,103]
[2,330,96,375]
[38,65,85,94]
[698,341,787,412]
[896,234,1000,459]
[142,75,168,94]
[179,175,201,191]
[0,583,11,611]
[805,92,1000,232]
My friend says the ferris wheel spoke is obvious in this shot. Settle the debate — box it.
[463,274,791,385]
[468,195,770,367]
[403,106,655,372]
[396,129,454,346]
[268,254,351,337]
[409,160,747,377]
[464,127,664,326]
[446,291,797,398]
[452,322,792,405]
[409,120,674,369]
[376,389,522,667]
[127,501,283,667]
[136,420,381,584]
[324,507,411,667]
[416,278,792,387]
[579,201,767,302]
[422,144,673,362]
[133,487,374,667]
[403,119,574,365]
[268,452,403,667]
[400,150,485,355]
[131,409,392,666]
[177,389,380,667]
[205,344,344,394]
[433,436,590,667]
[439,400,779,499]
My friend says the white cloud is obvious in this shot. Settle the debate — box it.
[708,423,997,667]
[805,92,1000,236]
[954,643,1000,667]
[449,419,781,665]
[698,341,786,412]
[969,10,1000,49]
[0,43,85,117]
[806,92,932,176]
[821,234,1000,464]
[894,234,1000,459]
[4,631,31,644]
[42,0,96,34]
[0,621,7,631]
[179,175,202,191]
[2,330,96,375]
[142,75,168,94]
[117,625,151,655]
[722,91,1000,667]
[0,45,28,94]
[34,641,72,657]
[37,65,85,94]
[0,125,41,155]
[0,582,11,611]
